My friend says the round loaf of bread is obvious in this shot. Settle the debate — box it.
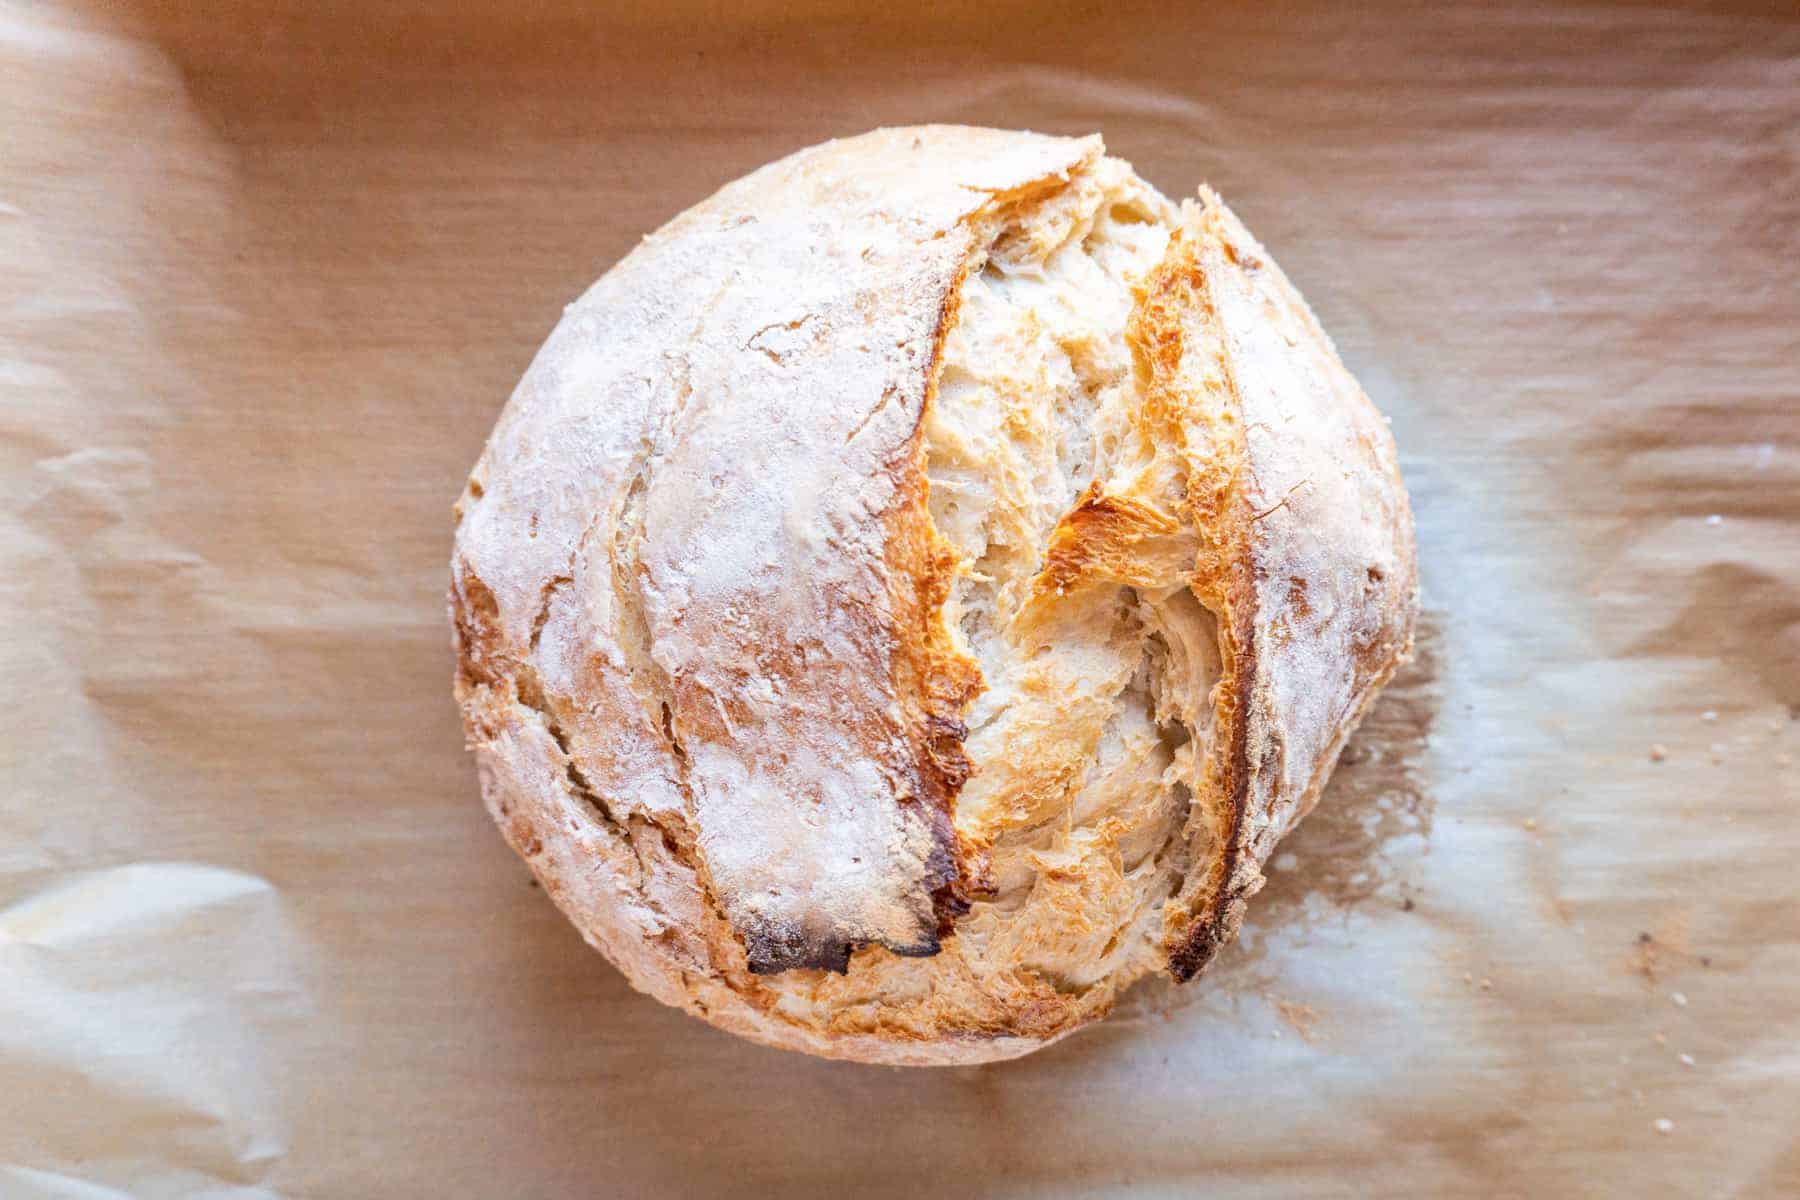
[450,126,1417,1064]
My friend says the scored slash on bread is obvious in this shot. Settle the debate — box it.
[450,127,1417,1064]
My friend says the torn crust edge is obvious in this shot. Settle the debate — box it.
[1148,191,1421,982]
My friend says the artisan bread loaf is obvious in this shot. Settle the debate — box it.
[450,126,1417,1064]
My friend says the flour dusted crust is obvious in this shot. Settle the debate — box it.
[450,126,1417,1064]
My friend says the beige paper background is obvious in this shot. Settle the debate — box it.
[3,1,1797,1195]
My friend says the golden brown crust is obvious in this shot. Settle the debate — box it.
[450,128,1417,1063]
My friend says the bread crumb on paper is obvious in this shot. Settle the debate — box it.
[1274,999,1322,1042]
[1649,744,1668,762]
[1628,913,1707,983]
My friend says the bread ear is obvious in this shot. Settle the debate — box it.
[1155,193,1419,980]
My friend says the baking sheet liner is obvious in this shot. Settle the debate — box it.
[3,1,1796,1195]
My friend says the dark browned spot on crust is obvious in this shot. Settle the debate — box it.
[743,921,858,976]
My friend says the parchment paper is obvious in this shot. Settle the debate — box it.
[3,1,1796,1196]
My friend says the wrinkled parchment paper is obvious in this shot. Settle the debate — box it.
[4,1,1797,1195]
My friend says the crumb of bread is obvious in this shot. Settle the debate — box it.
[1274,999,1321,1042]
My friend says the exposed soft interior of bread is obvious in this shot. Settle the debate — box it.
[926,159,1221,992]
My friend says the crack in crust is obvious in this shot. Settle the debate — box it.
[516,676,626,839]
